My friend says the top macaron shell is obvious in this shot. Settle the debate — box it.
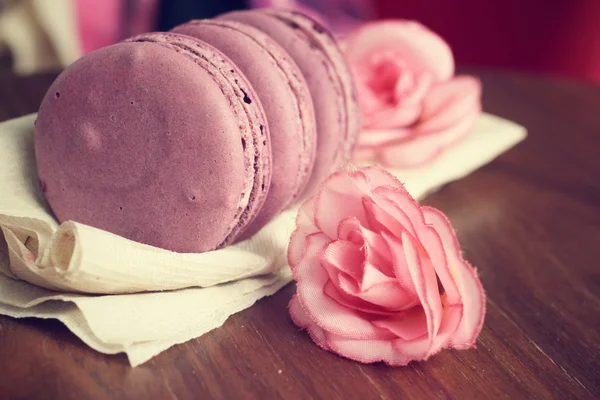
[35,33,271,253]
[219,9,360,198]
[171,19,317,239]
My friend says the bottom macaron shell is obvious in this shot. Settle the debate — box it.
[35,41,253,253]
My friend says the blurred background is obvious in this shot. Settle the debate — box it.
[1,0,599,82]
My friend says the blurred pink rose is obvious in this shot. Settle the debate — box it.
[288,166,486,365]
[342,21,482,167]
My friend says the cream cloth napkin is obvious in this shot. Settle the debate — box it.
[0,113,526,366]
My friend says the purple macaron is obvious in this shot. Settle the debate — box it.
[34,32,271,253]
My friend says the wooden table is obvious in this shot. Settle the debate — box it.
[0,65,599,399]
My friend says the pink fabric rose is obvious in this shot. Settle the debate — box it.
[288,166,485,365]
[342,21,482,167]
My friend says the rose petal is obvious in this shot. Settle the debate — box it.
[288,197,319,268]
[371,185,425,237]
[324,279,400,316]
[362,165,405,188]
[363,196,417,238]
[377,106,480,168]
[294,232,393,340]
[412,216,461,305]
[313,166,405,238]
[364,192,428,296]
[336,216,367,244]
[396,71,433,107]
[336,261,419,311]
[325,332,433,366]
[385,231,443,356]
[289,294,312,329]
[353,53,426,129]
[402,231,444,340]
[337,216,394,276]
[361,261,395,291]
[372,306,428,340]
[321,239,364,282]
[325,334,408,365]
[296,197,318,232]
[313,170,372,238]
[358,279,418,311]
[355,79,387,117]
[334,273,360,297]
[358,127,415,149]
[422,208,486,348]
[419,76,482,132]
[428,304,464,355]
[343,21,454,82]
[289,295,330,349]
[321,238,417,311]
[362,103,422,130]
[353,147,377,162]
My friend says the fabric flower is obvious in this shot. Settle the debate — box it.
[342,21,482,168]
[288,166,486,365]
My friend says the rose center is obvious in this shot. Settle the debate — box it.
[365,52,413,106]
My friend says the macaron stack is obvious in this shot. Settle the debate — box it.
[34,9,359,253]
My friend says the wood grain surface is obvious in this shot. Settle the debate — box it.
[0,60,599,399]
